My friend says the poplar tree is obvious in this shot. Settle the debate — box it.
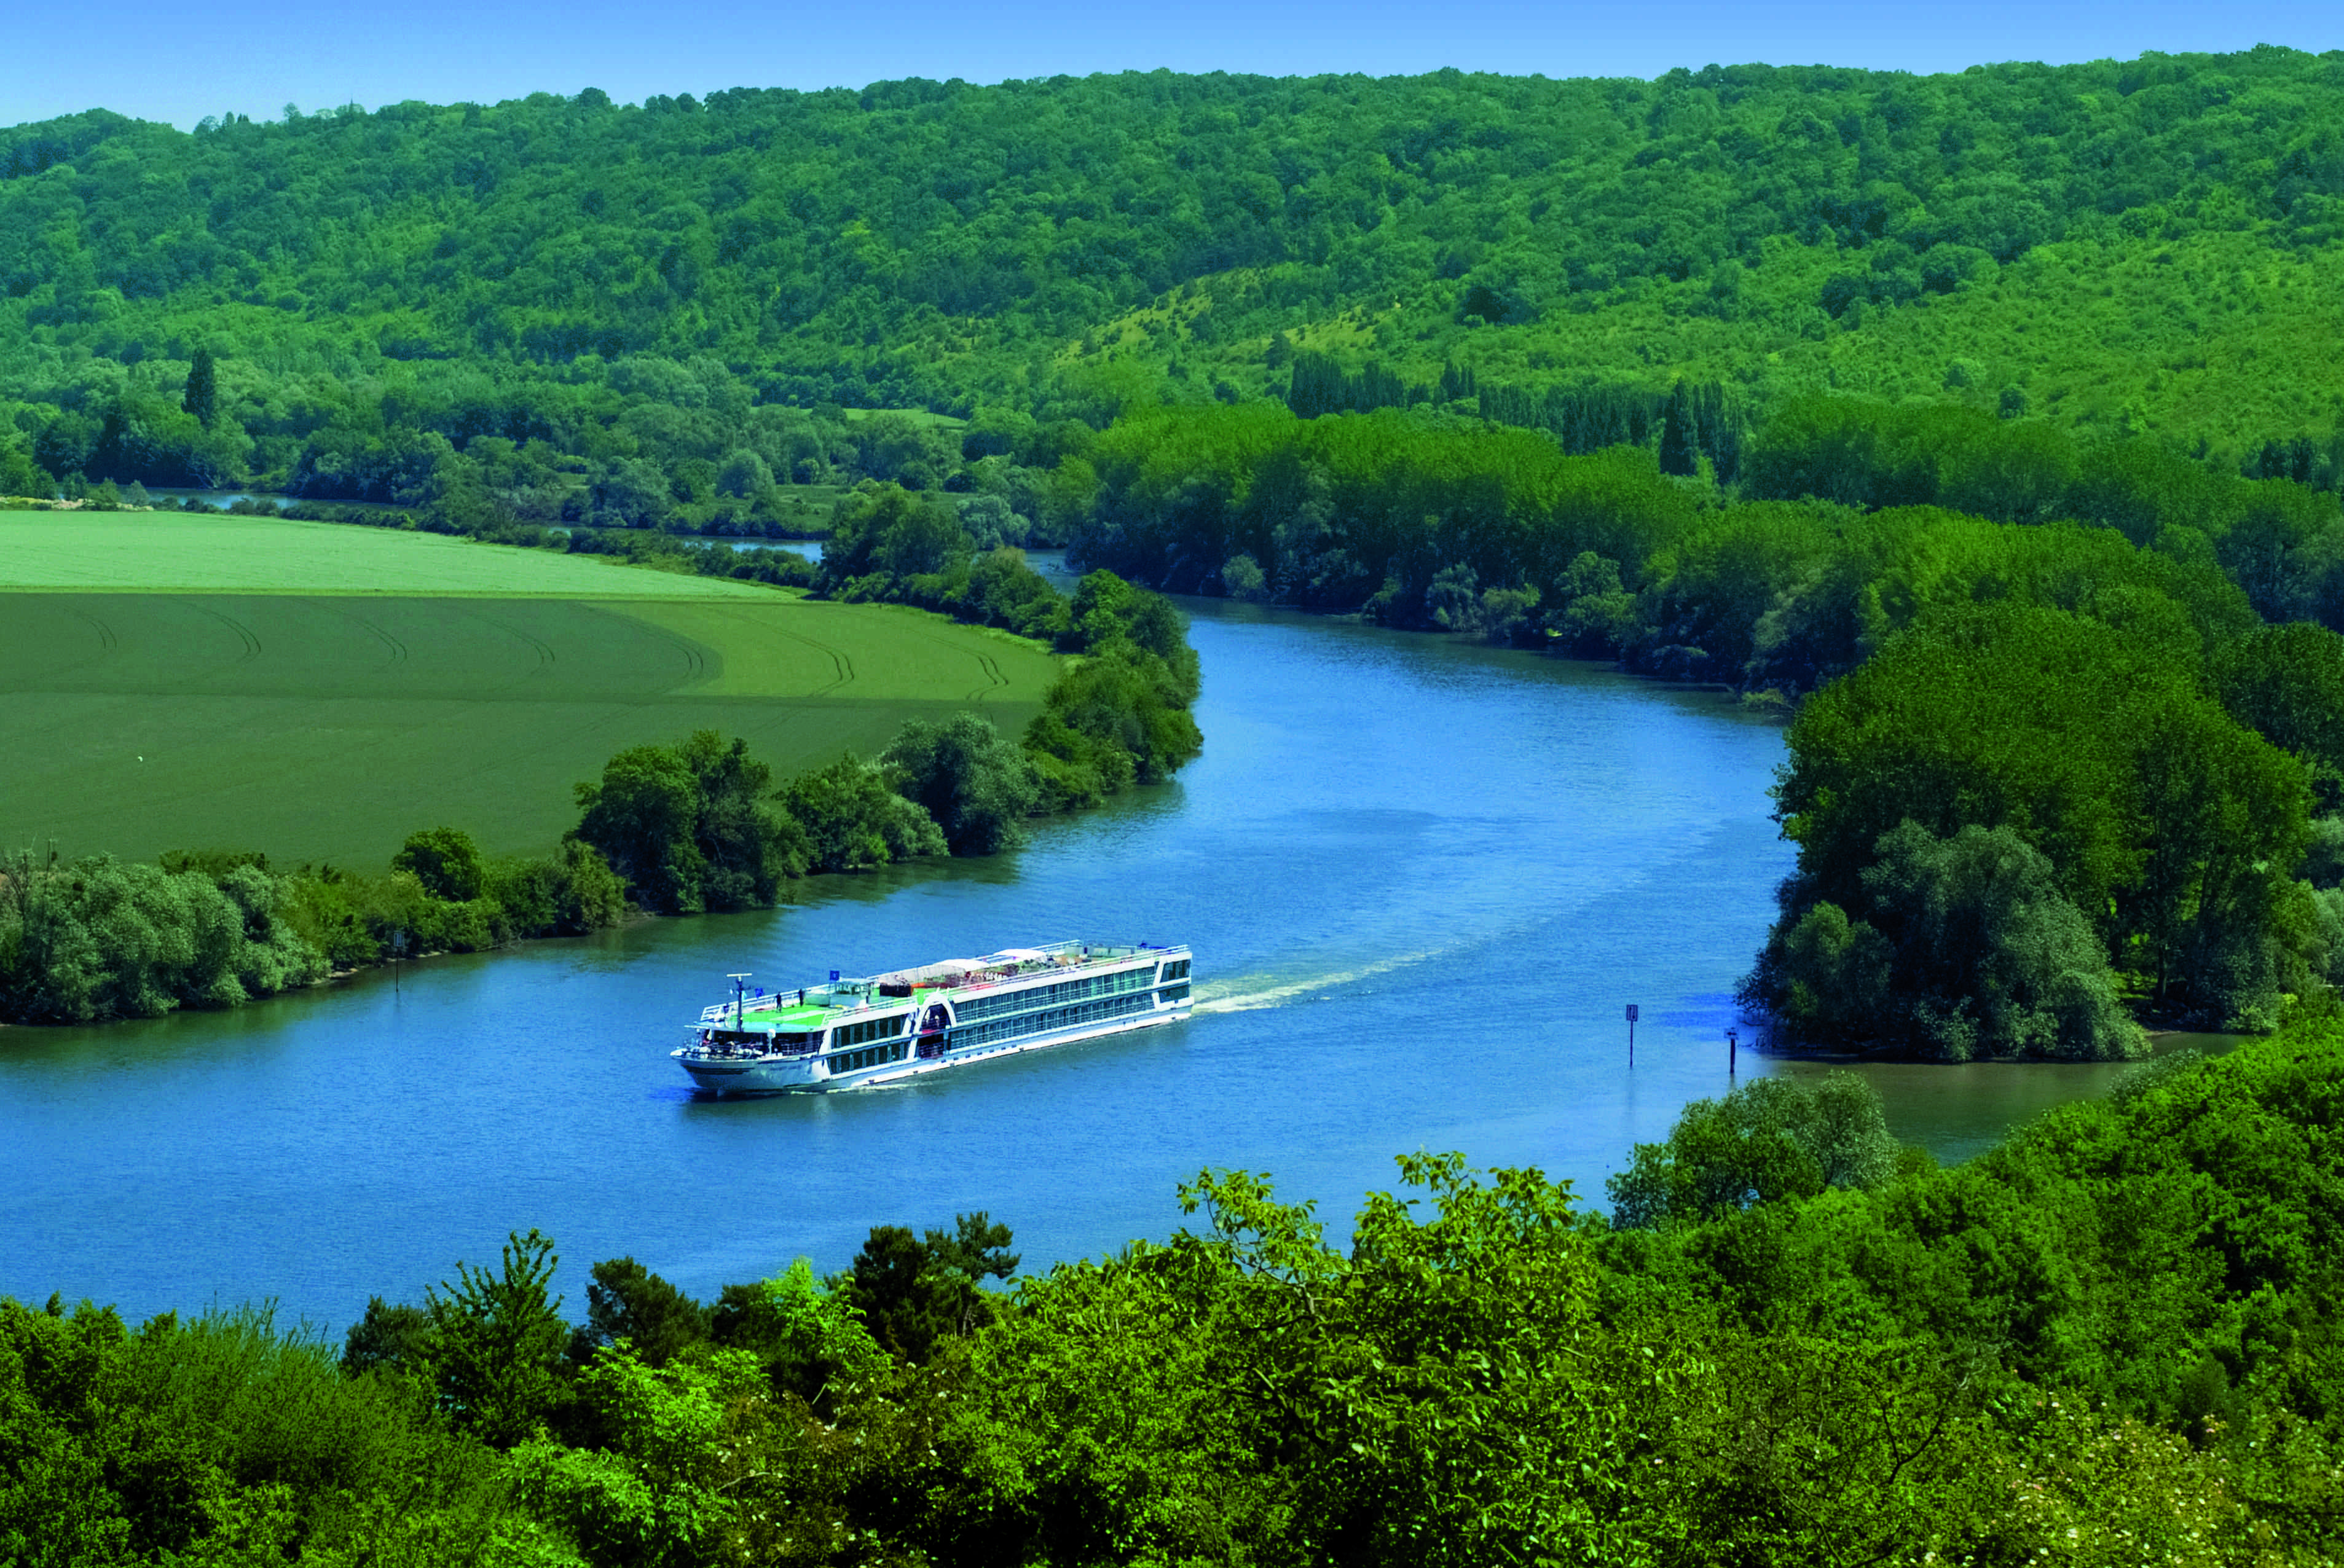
[182,347,218,429]
[1658,378,1701,476]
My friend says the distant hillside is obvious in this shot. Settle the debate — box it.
[6,47,2344,482]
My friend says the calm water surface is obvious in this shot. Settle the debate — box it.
[0,603,2179,1328]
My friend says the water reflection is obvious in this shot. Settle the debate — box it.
[1776,1032,2238,1167]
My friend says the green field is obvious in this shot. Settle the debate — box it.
[0,514,1058,867]
[0,509,787,597]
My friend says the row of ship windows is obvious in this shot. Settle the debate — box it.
[814,971,1188,1053]
[950,990,1158,1048]
[832,1041,908,1074]
[835,1015,908,1049]
[818,979,1189,1066]
[953,965,1163,1024]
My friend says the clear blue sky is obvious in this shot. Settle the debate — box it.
[6,1,2342,131]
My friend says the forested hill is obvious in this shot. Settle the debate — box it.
[7,47,2344,438]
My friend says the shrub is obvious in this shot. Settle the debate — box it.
[0,850,325,1022]
[776,754,945,873]
[882,715,1041,855]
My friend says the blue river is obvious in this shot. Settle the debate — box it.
[0,600,2169,1330]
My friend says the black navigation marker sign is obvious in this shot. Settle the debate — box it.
[1626,1003,1638,1066]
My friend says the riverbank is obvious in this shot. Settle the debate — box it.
[1066,404,2340,1053]
[0,597,1798,1327]
[0,508,1202,1029]
[0,591,2253,1339]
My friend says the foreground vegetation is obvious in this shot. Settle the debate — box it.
[7,1024,2340,1564]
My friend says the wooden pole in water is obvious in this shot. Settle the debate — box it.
[1727,1027,1738,1075]
[1626,1003,1638,1067]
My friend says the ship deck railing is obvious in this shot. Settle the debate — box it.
[696,941,1187,1025]
[683,1037,820,1059]
[903,942,1185,998]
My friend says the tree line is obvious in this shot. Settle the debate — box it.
[1286,353,1747,476]
[1059,396,2344,1051]
[7,1022,2340,1562]
[0,352,1103,565]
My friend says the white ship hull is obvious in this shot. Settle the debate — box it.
[674,941,1193,1097]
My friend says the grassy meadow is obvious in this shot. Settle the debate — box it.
[0,509,784,597]
[0,512,1057,866]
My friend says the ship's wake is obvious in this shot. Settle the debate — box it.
[1193,945,1455,1014]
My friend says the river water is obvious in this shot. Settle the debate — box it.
[0,601,2194,1330]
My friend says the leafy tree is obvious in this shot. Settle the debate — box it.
[954,491,1026,551]
[822,482,969,584]
[509,1344,766,1568]
[847,414,956,490]
[0,434,49,497]
[880,714,1040,855]
[961,545,1071,637]
[483,840,628,937]
[712,448,772,498]
[586,458,673,528]
[1551,550,1639,656]
[1220,551,1268,600]
[1766,603,2312,1031]
[1754,821,2144,1060]
[181,347,218,429]
[570,731,809,913]
[570,744,701,911]
[1609,1073,1902,1229]
[709,1258,888,1409]
[423,1228,569,1448]
[390,826,486,902]
[1657,377,1700,476]
[1024,645,1203,809]
[0,1296,519,1566]
[340,1295,431,1379]
[923,1210,1020,1282]
[774,753,945,872]
[839,1214,1018,1364]
[567,1258,710,1370]
[0,849,324,1023]
[2216,621,2344,808]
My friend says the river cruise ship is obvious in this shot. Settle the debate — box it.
[671,940,1194,1095]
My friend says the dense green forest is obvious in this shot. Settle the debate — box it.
[1060,396,2344,1049]
[10,46,2344,514]
[7,1024,2340,1564]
